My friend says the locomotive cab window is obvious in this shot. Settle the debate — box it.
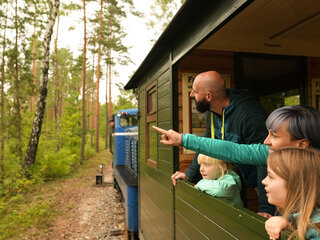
[146,81,157,168]
[119,114,138,127]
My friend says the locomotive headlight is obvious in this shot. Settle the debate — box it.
[115,111,122,118]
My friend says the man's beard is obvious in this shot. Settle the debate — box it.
[195,98,210,113]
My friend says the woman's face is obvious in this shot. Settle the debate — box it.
[262,167,287,208]
[263,120,302,153]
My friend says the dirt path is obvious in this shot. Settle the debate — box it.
[23,150,126,240]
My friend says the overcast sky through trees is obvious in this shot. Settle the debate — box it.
[59,1,154,103]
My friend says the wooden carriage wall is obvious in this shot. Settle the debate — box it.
[125,0,320,239]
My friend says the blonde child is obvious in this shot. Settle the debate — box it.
[263,147,320,240]
[195,154,243,206]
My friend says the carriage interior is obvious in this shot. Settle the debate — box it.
[175,0,320,212]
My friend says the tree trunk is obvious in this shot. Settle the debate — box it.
[66,72,70,107]
[81,0,87,161]
[108,49,112,121]
[105,63,109,149]
[0,16,7,181]
[90,55,95,148]
[31,35,36,112]
[24,0,60,174]
[95,0,103,153]
[54,14,60,152]
[14,0,23,168]
[6,108,10,139]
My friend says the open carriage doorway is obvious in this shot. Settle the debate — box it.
[234,53,307,115]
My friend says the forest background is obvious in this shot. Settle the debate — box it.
[0,0,183,231]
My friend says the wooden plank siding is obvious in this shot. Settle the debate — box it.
[138,52,175,239]
[175,181,281,240]
[139,168,172,239]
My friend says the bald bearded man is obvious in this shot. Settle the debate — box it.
[172,71,276,217]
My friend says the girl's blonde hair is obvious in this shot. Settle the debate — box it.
[197,154,229,179]
[267,147,320,239]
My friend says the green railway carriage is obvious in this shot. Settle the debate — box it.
[124,0,320,239]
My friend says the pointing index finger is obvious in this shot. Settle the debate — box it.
[152,126,167,134]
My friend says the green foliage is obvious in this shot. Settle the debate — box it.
[59,104,82,150]
[84,142,96,159]
[88,0,135,68]
[29,94,82,180]
[0,0,141,220]
[147,0,184,43]
[34,147,78,180]
[113,82,137,112]
[0,148,113,239]
[2,138,35,196]
[2,176,35,196]
[0,195,55,240]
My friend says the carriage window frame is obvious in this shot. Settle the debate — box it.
[146,81,157,168]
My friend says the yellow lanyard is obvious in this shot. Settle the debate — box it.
[211,109,225,140]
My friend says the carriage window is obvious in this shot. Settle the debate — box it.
[260,88,300,115]
[146,81,157,168]
[147,86,156,114]
[148,122,157,160]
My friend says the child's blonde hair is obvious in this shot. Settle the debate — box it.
[267,147,320,240]
[197,154,229,180]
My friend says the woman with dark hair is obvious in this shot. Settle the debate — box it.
[153,105,320,166]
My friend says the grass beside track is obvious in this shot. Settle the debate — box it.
[0,149,112,240]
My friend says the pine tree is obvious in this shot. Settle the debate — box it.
[87,22,98,148]
[147,0,184,43]
[13,0,23,167]
[95,0,103,153]
[0,3,8,181]
[81,0,87,161]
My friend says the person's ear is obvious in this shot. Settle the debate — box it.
[222,163,228,173]
[206,91,213,101]
[298,139,310,148]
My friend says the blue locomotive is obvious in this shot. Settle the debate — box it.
[111,109,139,239]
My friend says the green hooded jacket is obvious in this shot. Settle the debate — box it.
[195,170,243,207]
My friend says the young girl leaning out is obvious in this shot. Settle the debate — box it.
[263,147,320,240]
[194,154,243,207]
